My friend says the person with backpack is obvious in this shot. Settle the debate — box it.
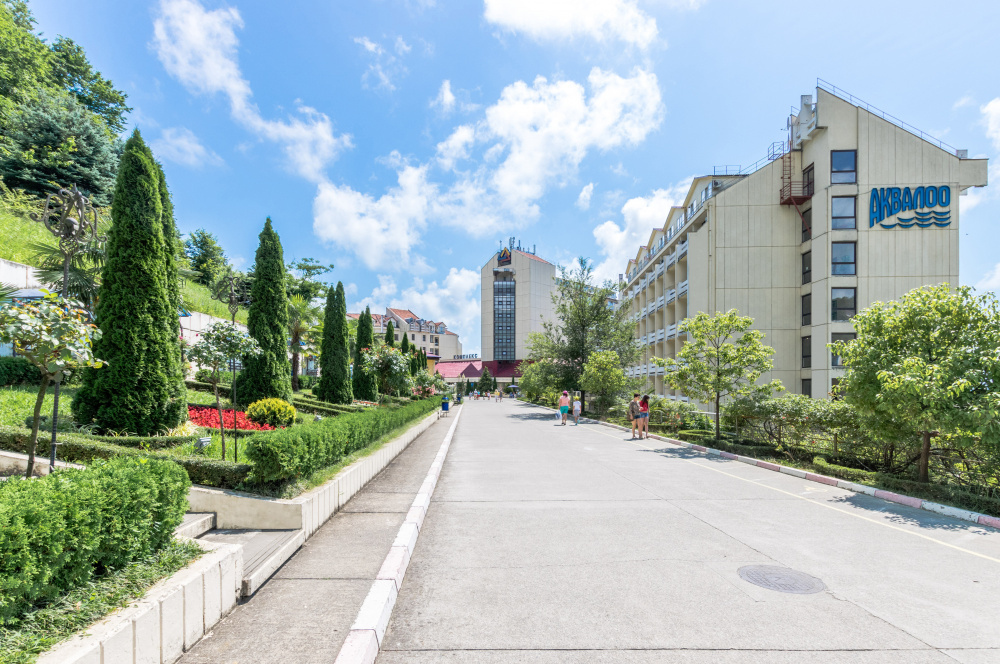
[627,394,641,439]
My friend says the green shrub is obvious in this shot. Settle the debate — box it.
[0,425,250,489]
[246,397,441,483]
[194,369,234,385]
[0,357,37,386]
[246,398,296,427]
[0,456,190,622]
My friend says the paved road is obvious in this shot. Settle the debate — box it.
[378,399,1000,663]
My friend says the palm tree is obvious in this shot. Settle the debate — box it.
[288,295,321,392]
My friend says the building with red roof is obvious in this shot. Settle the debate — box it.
[348,307,463,370]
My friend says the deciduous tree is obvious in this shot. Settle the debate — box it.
[656,309,781,441]
[581,350,627,416]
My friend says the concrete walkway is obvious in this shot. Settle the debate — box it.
[178,414,457,664]
[378,399,1000,663]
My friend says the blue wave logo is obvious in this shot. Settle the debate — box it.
[870,186,952,229]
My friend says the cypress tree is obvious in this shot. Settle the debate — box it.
[352,306,378,401]
[154,160,186,424]
[72,130,184,435]
[235,218,292,406]
[385,320,395,347]
[400,333,410,355]
[316,281,353,404]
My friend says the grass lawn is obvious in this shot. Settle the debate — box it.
[0,209,53,266]
[0,386,78,428]
[0,539,202,664]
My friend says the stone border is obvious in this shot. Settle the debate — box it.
[334,406,463,664]
[186,409,445,533]
[38,538,243,664]
[580,411,1000,531]
[0,449,83,476]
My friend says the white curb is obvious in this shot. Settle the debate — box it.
[333,405,464,664]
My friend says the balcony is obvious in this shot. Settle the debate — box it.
[666,288,676,303]
[677,280,689,296]
[667,323,677,339]
[779,180,815,206]
[678,240,689,257]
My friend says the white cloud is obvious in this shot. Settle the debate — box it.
[592,179,691,282]
[976,262,1000,293]
[150,127,223,167]
[611,161,629,176]
[436,124,475,169]
[153,0,350,183]
[353,35,408,92]
[576,182,595,210]
[373,275,398,300]
[431,80,456,113]
[953,95,974,110]
[344,283,359,297]
[483,0,658,49]
[982,98,1000,151]
[394,268,482,353]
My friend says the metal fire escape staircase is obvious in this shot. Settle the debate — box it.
[779,143,813,235]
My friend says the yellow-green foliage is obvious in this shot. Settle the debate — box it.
[246,398,296,427]
[0,208,54,265]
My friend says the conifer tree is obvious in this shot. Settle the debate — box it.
[479,366,494,393]
[401,332,410,355]
[235,218,292,406]
[316,282,353,404]
[72,130,184,434]
[154,160,186,423]
[385,320,395,347]
[352,306,378,401]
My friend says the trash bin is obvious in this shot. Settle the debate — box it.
[442,396,450,414]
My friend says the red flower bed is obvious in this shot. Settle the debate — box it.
[188,406,275,431]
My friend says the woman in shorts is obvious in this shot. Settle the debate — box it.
[638,395,650,439]
[558,391,571,425]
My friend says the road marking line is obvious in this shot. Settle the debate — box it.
[577,423,1000,565]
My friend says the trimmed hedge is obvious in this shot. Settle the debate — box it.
[0,456,190,622]
[0,426,251,489]
[246,397,441,483]
[0,357,37,386]
[186,380,231,399]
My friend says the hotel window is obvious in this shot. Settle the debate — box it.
[831,333,856,367]
[831,196,857,229]
[395,334,399,341]
[831,242,856,275]
[832,288,856,321]
[801,251,812,284]
[831,150,857,184]
[801,207,812,242]
[801,293,811,326]
[801,379,812,398]
[801,336,811,368]
[803,164,815,196]
[423,335,426,341]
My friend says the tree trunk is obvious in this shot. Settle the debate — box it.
[49,375,62,471]
[214,377,226,461]
[26,375,51,478]
[291,351,300,392]
[714,394,721,442]
[918,430,932,483]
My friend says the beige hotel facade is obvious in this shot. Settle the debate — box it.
[624,83,988,400]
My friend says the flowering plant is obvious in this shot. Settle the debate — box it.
[188,406,275,431]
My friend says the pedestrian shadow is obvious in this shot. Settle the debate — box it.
[506,411,561,422]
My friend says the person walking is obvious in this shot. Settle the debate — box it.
[638,394,650,439]
[628,394,641,439]
[558,390,571,425]
[572,396,582,425]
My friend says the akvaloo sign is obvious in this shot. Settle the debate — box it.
[869,185,951,229]
[498,247,511,266]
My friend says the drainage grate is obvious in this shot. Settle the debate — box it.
[737,565,826,594]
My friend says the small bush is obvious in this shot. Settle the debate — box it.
[246,397,440,483]
[0,357,38,386]
[246,398,296,427]
[0,456,190,622]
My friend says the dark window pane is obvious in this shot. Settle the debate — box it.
[801,335,812,368]
[801,293,811,326]
[832,288,856,321]
[830,332,856,367]
[831,196,857,229]
[802,379,812,397]
[803,165,815,196]
[802,251,812,284]
[801,207,812,242]
[831,150,857,185]
[831,242,856,275]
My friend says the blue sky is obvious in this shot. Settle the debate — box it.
[29,0,1000,355]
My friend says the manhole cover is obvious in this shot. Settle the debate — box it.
[737,565,826,594]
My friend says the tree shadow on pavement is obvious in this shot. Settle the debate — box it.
[827,493,995,534]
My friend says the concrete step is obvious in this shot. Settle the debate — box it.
[198,528,304,598]
[176,512,216,539]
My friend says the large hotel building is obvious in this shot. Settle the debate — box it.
[624,83,988,400]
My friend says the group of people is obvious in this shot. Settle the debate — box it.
[627,393,650,440]
[557,391,583,425]
[471,389,504,402]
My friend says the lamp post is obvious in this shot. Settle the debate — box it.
[29,185,103,471]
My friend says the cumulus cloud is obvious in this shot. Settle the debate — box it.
[592,179,691,282]
[982,98,1000,151]
[397,269,482,353]
[436,124,475,170]
[576,182,595,210]
[431,80,456,113]
[976,263,1000,293]
[150,127,223,167]
[483,0,659,49]
[153,0,351,183]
